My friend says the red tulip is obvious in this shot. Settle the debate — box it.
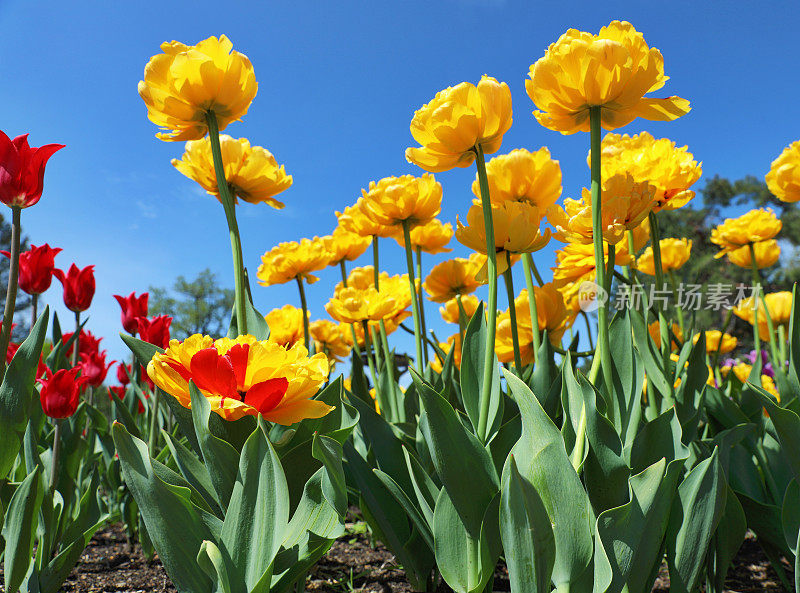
[38,367,87,418]
[53,264,95,312]
[0,244,62,295]
[79,349,114,388]
[113,292,149,335]
[0,131,64,209]
[62,329,102,358]
[136,315,172,350]
[116,362,131,386]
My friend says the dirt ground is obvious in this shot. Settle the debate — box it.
[0,523,793,592]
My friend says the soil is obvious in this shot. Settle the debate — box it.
[0,523,793,592]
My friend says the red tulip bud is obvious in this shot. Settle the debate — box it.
[53,264,95,312]
[113,291,149,335]
[0,131,64,209]
[39,367,87,418]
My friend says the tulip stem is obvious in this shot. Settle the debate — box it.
[668,270,685,334]
[502,257,523,374]
[474,145,498,442]
[73,311,81,367]
[748,243,762,361]
[456,294,467,346]
[401,220,424,374]
[416,247,429,368]
[361,320,381,407]
[750,243,779,369]
[206,111,247,337]
[525,253,544,286]
[778,324,788,369]
[522,254,541,363]
[295,276,311,351]
[370,236,394,374]
[31,294,38,334]
[49,419,62,493]
[0,206,21,375]
[339,261,362,359]
[580,311,595,351]
[588,107,614,407]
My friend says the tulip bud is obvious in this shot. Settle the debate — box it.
[0,244,62,295]
[113,292,149,334]
[39,367,87,418]
[0,131,64,209]
[53,264,95,312]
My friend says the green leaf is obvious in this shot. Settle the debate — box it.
[433,488,500,593]
[403,446,440,528]
[503,369,594,589]
[593,457,684,593]
[110,389,143,441]
[413,373,499,537]
[2,467,43,593]
[311,434,347,517]
[163,431,222,516]
[499,456,555,593]
[197,539,238,593]
[528,335,560,419]
[782,479,800,554]
[626,407,689,473]
[190,383,240,510]
[220,419,287,592]
[666,449,727,593]
[708,486,747,593]
[374,468,434,552]
[608,311,645,440]
[459,303,501,441]
[755,388,800,483]
[120,332,162,368]
[112,422,216,593]
[0,308,49,478]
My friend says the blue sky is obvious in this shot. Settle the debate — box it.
[0,0,797,368]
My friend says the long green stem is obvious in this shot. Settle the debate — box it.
[778,324,788,369]
[580,311,595,350]
[206,111,247,336]
[31,294,38,334]
[748,243,762,359]
[401,220,424,374]
[502,255,523,374]
[339,261,362,359]
[522,253,541,362]
[415,247,429,368]
[370,236,394,372]
[49,420,61,492]
[72,311,81,367]
[362,320,381,406]
[668,270,685,334]
[589,107,614,404]
[648,212,675,406]
[749,243,780,369]
[474,145,498,442]
[456,294,467,345]
[295,276,310,350]
[0,206,21,375]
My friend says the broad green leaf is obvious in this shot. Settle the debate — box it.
[2,467,43,593]
[528,335,560,419]
[191,383,240,510]
[593,457,684,593]
[163,431,221,515]
[197,539,238,593]
[113,422,216,593]
[414,373,499,537]
[708,486,747,593]
[755,388,800,483]
[311,434,347,517]
[500,456,555,593]
[403,446,439,528]
[220,420,288,593]
[374,468,434,551]
[0,308,49,478]
[626,407,689,473]
[433,488,500,593]
[666,449,726,593]
[120,332,162,368]
[459,303,501,442]
[503,369,594,589]
[782,479,800,554]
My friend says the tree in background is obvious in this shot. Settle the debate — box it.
[148,269,234,339]
[0,210,32,340]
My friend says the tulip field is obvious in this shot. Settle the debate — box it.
[2,17,800,593]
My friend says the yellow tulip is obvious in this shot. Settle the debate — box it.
[693,331,737,355]
[496,285,568,364]
[172,135,292,208]
[328,269,413,326]
[553,240,634,289]
[548,174,656,245]
[257,238,329,286]
[139,35,257,141]
[711,208,782,256]
[148,335,332,424]
[726,239,780,269]
[472,147,562,210]
[406,75,512,172]
[336,199,394,239]
[734,291,792,328]
[440,294,481,325]
[766,140,800,203]
[456,200,550,280]
[424,258,483,303]
[359,174,442,228]
[722,363,780,400]
[310,320,352,361]
[265,305,307,348]
[636,238,691,276]
[392,218,454,254]
[526,21,690,134]
[323,227,372,266]
[596,132,702,211]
